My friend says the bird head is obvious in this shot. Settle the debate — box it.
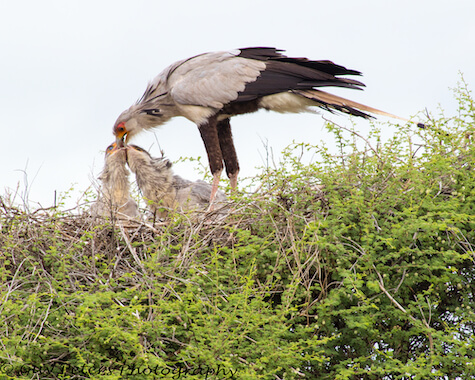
[125,144,173,173]
[124,144,151,176]
[104,142,128,163]
[113,100,174,147]
[125,144,151,165]
[105,142,119,156]
[113,115,141,147]
[127,144,150,156]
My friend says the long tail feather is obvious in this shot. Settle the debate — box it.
[297,89,416,124]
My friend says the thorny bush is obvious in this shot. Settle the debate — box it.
[1,80,475,379]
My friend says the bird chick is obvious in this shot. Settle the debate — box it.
[125,145,175,218]
[125,145,226,217]
[173,176,227,211]
[94,143,139,219]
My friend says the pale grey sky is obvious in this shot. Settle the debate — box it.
[1,0,474,208]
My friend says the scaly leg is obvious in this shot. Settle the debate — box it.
[210,168,223,204]
[217,118,239,190]
[228,172,238,190]
[198,116,224,204]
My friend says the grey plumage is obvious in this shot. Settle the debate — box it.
[173,177,227,210]
[113,47,421,202]
[126,145,225,216]
[93,143,139,219]
[114,48,397,138]
[125,145,176,218]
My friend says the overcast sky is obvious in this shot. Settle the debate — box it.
[1,0,474,209]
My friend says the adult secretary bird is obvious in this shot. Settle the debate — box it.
[113,47,420,202]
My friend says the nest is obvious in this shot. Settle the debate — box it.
[0,197,239,297]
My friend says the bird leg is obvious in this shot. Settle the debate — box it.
[210,168,223,207]
[228,172,238,190]
[217,118,239,190]
[198,116,224,204]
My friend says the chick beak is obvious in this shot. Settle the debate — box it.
[116,134,126,148]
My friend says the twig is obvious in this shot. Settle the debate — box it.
[373,264,434,352]
[393,268,407,293]
[0,258,28,316]
[323,116,383,163]
[32,282,54,343]
[374,265,416,320]
[119,223,146,273]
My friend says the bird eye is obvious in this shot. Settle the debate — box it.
[105,143,116,154]
[115,122,126,133]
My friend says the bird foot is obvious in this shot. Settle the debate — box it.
[209,170,223,204]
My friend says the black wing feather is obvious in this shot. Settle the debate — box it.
[236,47,365,102]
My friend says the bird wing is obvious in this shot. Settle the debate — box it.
[167,50,266,109]
[140,47,365,110]
[167,48,367,109]
[134,48,416,125]
[191,180,227,203]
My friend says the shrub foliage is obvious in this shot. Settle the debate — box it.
[1,82,475,379]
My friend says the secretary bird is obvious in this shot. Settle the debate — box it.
[126,144,226,217]
[113,47,421,202]
[93,143,139,219]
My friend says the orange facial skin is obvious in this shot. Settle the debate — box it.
[113,122,127,147]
